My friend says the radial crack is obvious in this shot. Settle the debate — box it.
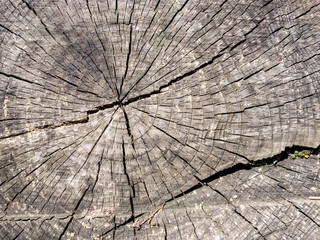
[233,208,267,239]
[165,145,319,203]
[121,105,136,151]
[58,184,91,240]
[122,46,228,105]
[21,0,56,40]
[290,202,320,227]
[161,0,190,34]
[122,140,136,235]
[120,22,133,95]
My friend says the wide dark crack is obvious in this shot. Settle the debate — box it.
[164,145,319,203]
[121,105,136,151]
[121,140,136,236]
[101,144,320,236]
[0,43,227,138]
[1,0,320,239]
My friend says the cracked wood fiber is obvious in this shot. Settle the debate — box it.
[0,0,320,239]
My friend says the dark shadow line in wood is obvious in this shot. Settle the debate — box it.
[95,144,319,236]
[163,144,319,204]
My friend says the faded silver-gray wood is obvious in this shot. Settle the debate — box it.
[0,0,319,239]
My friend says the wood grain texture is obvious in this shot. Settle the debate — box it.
[0,0,319,239]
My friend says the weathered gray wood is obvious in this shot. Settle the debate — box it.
[0,0,320,239]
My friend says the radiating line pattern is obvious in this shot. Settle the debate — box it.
[0,0,319,239]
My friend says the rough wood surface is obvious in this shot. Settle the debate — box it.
[0,0,319,239]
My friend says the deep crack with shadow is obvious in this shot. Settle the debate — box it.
[165,144,320,203]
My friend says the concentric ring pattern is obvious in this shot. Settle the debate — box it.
[0,0,319,239]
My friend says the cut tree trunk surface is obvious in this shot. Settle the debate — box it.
[0,0,319,239]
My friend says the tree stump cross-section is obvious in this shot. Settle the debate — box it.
[0,0,320,239]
